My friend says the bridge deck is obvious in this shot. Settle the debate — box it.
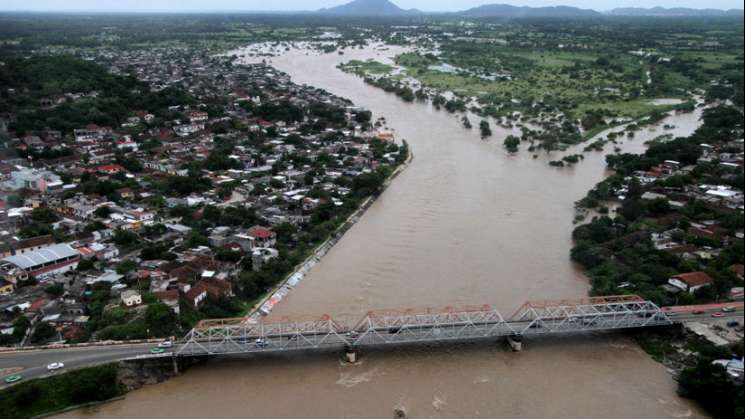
[177,295,672,357]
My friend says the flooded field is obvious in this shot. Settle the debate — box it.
[61,45,708,419]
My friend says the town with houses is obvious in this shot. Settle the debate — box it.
[570,106,744,356]
[0,4,742,418]
[0,47,407,346]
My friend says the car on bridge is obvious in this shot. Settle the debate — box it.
[158,340,174,348]
[722,306,736,313]
[150,347,166,354]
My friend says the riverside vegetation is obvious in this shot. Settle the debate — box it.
[0,364,121,419]
[339,17,742,153]
[0,11,741,419]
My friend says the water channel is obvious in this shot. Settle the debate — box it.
[61,45,708,419]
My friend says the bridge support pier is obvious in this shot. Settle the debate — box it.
[506,335,523,352]
[172,356,179,374]
[343,345,358,364]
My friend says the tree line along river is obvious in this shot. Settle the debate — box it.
[60,45,708,419]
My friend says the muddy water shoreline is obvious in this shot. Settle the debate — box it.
[58,45,708,419]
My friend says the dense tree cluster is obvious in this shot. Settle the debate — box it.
[0,55,193,134]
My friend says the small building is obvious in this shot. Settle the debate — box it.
[252,248,279,272]
[153,289,180,314]
[0,279,15,295]
[668,272,714,294]
[712,358,744,381]
[85,271,123,286]
[95,164,125,175]
[184,285,208,308]
[731,264,744,281]
[246,226,277,248]
[641,192,667,201]
[189,111,209,123]
[196,280,234,300]
[121,290,142,307]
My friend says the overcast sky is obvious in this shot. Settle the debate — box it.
[1,0,742,12]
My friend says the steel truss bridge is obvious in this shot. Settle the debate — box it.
[176,295,672,357]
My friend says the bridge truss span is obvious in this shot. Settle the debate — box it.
[176,295,672,357]
[509,295,672,335]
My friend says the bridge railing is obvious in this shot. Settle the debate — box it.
[176,295,672,357]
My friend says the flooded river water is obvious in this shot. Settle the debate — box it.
[62,46,708,418]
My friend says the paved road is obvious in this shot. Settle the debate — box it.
[666,305,743,323]
[0,343,169,387]
[670,311,743,323]
[0,306,740,388]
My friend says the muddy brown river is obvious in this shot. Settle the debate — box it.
[61,46,708,418]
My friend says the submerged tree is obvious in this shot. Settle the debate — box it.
[479,120,492,138]
[504,135,520,152]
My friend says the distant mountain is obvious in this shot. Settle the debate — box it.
[318,0,418,16]
[316,1,741,18]
[460,4,601,18]
[609,7,744,17]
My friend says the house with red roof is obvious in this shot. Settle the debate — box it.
[257,119,273,128]
[189,111,209,123]
[153,289,180,314]
[731,264,744,281]
[96,164,125,175]
[195,279,234,300]
[246,226,276,248]
[184,285,208,308]
[375,132,395,142]
[28,297,48,314]
[668,271,714,294]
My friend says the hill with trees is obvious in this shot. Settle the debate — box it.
[460,4,601,18]
[318,0,418,16]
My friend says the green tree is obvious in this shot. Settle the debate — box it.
[66,365,120,404]
[479,120,492,138]
[116,260,137,275]
[113,229,139,247]
[30,322,56,344]
[678,345,744,419]
[144,303,178,337]
[30,207,59,224]
[45,283,64,297]
[94,206,111,218]
[504,135,520,152]
[11,316,31,343]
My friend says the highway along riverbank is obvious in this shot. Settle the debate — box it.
[57,44,708,419]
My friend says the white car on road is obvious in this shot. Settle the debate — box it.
[158,340,174,348]
[47,362,65,371]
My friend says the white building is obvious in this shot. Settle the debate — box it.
[121,290,142,307]
[174,123,204,137]
[668,272,714,294]
[2,167,62,192]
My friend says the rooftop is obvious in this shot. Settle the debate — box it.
[2,243,78,270]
